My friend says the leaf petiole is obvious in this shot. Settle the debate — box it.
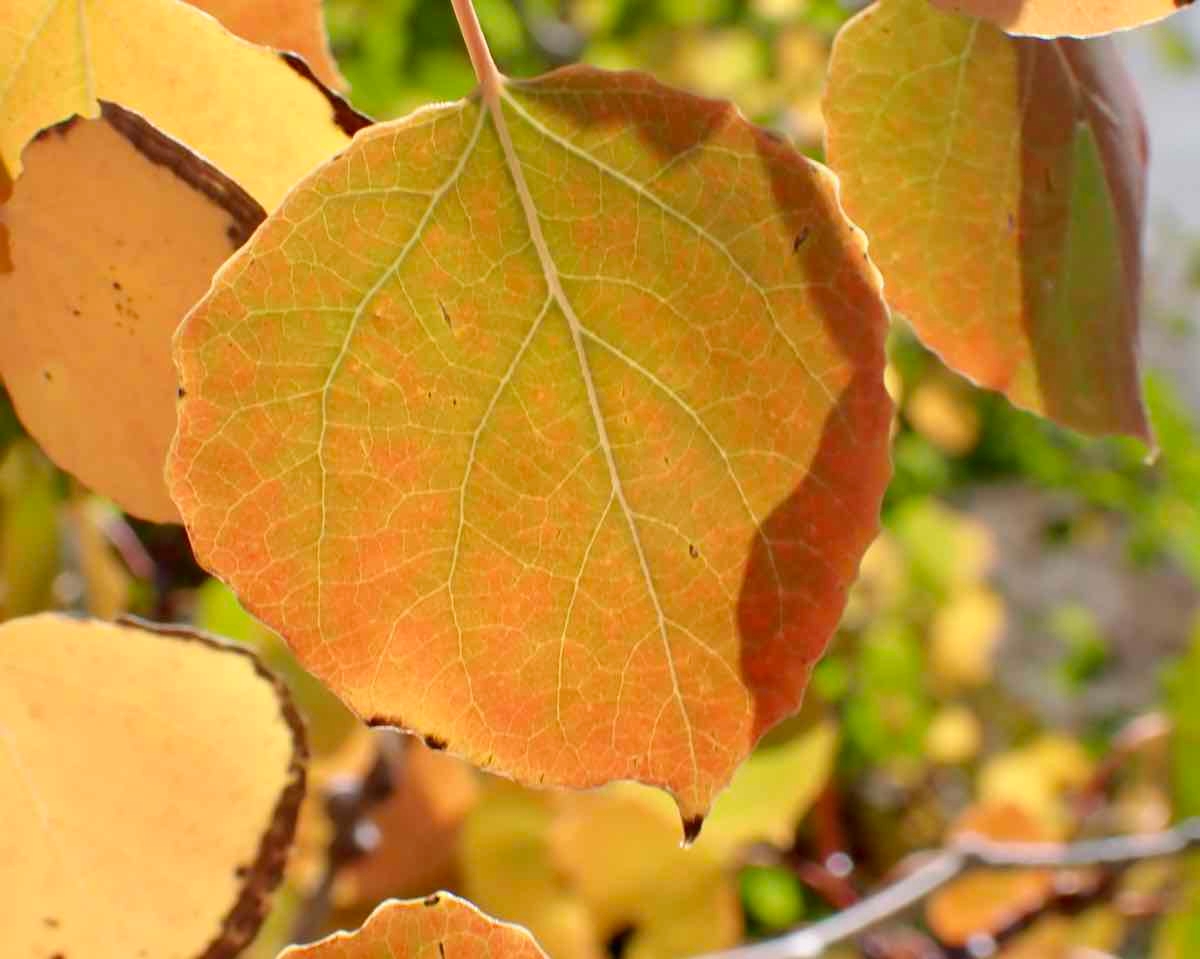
[450,0,504,104]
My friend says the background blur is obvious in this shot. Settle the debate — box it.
[2,2,1200,957]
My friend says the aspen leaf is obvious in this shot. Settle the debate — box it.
[825,0,1151,441]
[0,105,265,522]
[188,0,345,90]
[280,893,549,959]
[1,0,367,210]
[0,614,306,959]
[930,0,1194,38]
[168,64,892,824]
[926,803,1057,946]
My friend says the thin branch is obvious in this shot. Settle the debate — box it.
[695,818,1200,959]
[289,729,405,944]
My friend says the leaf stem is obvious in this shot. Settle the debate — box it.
[450,0,503,105]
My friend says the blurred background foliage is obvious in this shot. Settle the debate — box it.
[3,1,1200,957]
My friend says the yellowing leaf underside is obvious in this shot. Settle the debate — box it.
[170,66,891,819]
[824,0,1149,440]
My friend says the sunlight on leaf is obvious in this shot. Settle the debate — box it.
[1,0,365,209]
[169,64,892,820]
[825,0,1151,440]
[0,106,265,521]
[0,614,306,958]
[188,0,345,89]
[931,0,1193,38]
[280,893,548,959]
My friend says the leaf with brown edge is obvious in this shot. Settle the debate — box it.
[0,614,306,959]
[187,0,345,90]
[0,104,266,522]
[279,893,549,959]
[930,0,1195,38]
[926,803,1057,947]
[824,0,1151,442]
[167,63,892,825]
[1,0,369,211]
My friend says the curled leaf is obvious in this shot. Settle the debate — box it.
[825,0,1151,441]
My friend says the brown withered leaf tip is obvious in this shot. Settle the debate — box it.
[118,615,309,959]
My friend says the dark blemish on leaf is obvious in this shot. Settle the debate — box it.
[42,370,52,382]
[99,101,266,250]
[424,734,448,751]
[682,815,704,845]
[178,387,187,399]
[424,894,441,907]
[235,864,249,879]
[439,944,447,959]
[689,544,699,559]
[439,301,452,330]
[278,53,374,136]
[112,280,122,292]
[792,226,810,252]
[605,924,637,959]
[44,917,60,928]
[71,308,81,317]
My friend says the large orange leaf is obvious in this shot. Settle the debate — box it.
[1,0,367,210]
[188,0,345,90]
[280,893,548,959]
[168,64,892,822]
[1,614,306,957]
[825,0,1151,441]
[930,0,1194,37]
[0,105,265,522]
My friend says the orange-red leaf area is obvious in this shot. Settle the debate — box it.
[282,893,548,959]
[169,65,892,821]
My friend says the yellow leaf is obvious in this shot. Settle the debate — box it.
[0,105,265,521]
[930,587,1006,690]
[925,704,983,765]
[931,0,1189,37]
[187,0,345,90]
[1,614,306,957]
[906,378,981,455]
[978,735,1094,835]
[280,893,549,959]
[2,0,366,210]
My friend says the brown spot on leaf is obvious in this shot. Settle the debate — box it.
[424,894,441,907]
[424,734,448,751]
[792,226,810,252]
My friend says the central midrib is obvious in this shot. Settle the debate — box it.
[486,84,699,777]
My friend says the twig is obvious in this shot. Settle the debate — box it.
[289,729,405,944]
[695,818,1200,959]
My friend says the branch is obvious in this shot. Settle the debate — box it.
[289,729,405,944]
[695,818,1200,959]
